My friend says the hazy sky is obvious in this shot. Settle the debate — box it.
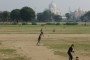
[0,0,90,15]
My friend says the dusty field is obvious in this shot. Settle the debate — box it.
[0,34,90,60]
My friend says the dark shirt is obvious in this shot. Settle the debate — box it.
[38,35,41,40]
[38,32,42,40]
[68,46,73,53]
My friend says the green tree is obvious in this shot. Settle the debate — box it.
[2,11,10,22]
[80,11,90,26]
[53,15,62,22]
[65,13,71,21]
[37,9,53,22]
[0,12,3,21]
[43,10,52,21]
[37,13,44,22]
[37,9,62,22]
[10,9,21,23]
[20,6,35,23]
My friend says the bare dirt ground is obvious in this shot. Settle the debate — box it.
[0,34,90,60]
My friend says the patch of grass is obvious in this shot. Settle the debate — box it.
[54,51,67,57]
[2,57,28,60]
[43,40,69,49]
[0,49,16,54]
[0,42,2,45]
[0,24,90,34]
[75,43,90,52]
[43,37,90,57]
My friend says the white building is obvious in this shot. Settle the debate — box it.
[49,0,61,15]
[69,8,86,21]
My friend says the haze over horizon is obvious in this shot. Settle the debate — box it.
[0,0,90,15]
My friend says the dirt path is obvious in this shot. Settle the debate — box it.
[0,34,67,60]
[11,40,63,60]
[0,34,90,60]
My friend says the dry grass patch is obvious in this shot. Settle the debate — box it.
[0,42,29,60]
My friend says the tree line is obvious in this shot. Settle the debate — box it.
[37,9,62,22]
[0,6,35,24]
[0,6,90,25]
[0,7,63,24]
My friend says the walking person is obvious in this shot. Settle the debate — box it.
[67,44,74,60]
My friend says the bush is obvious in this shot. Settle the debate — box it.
[11,22,18,25]
[56,23,60,25]
[31,22,37,25]
[64,22,78,25]
[46,23,56,25]
[22,22,28,25]
[41,24,45,26]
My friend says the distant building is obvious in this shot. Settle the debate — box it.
[69,8,86,22]
[62,16,67,22]
[49,0,61,15]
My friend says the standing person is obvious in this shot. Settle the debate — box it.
[37,28,44,46]
[67,44,74,60]
[40,28,44,36]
